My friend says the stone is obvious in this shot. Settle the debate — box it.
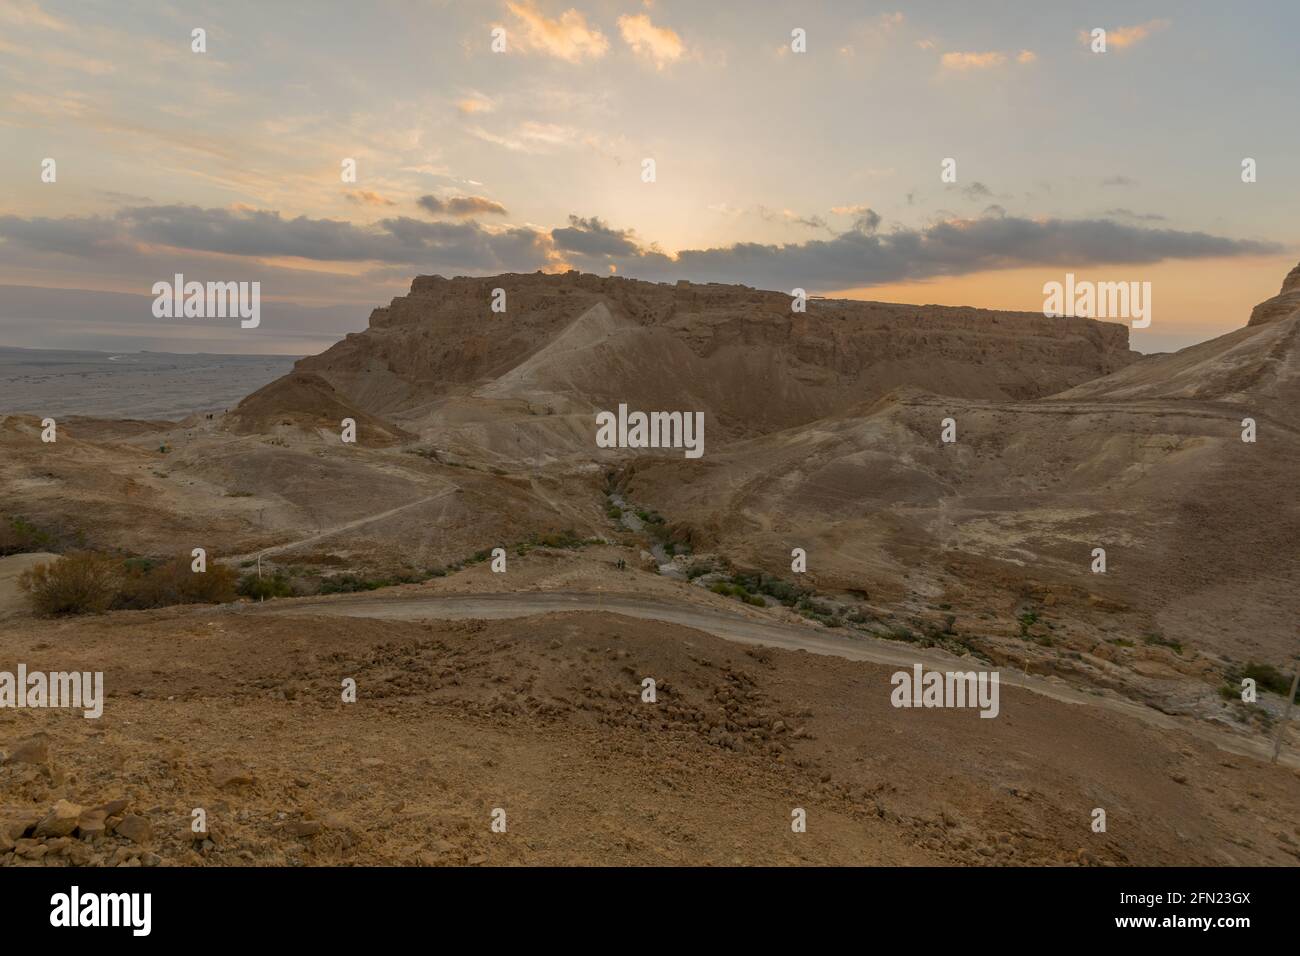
[4,734,49,766]
[77,809,107,840]
[15,839,48,860]
[211,761,255,789]
[115,814,153,845]
[34,799,82,838]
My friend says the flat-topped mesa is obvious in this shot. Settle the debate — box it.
[284,271,1140,429]
[370,269,1131,342]
[1248,260,1300,326]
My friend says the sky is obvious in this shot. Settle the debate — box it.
[1,0,1296,355]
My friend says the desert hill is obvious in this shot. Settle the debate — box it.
[235,272,1138,455]
[2,265,1296,731]
[621,266,1300,675]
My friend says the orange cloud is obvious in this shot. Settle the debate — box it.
[457,95,494,115]
[1080,19,1171,50]
[617,13,684,69]
[506,0,609,62]
[345,189,396,207]
[0,0,68,31]
[941,51,1007,70]
[940,48,1037,70]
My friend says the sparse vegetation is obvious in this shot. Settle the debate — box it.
[237,571,294,600]
[117,555,238,608]
[1227,662,1296,697]
[19,552,122,616]
[1142,632,1183,655]
[709,581,765,607]
[0,515,55,555]
[19,551,240,614]
[319,573,417,594]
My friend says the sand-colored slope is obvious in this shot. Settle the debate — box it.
[0,552,57,618]
[1053,311,1300,417]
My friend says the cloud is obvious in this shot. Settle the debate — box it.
[467,121,577,154]
[850,209,882,234]
[940,51,1007,70]
[552,213,1283,292]
[1105,208,1167,222]
[346,190,396,207]
[0,205,547,270]
[0,0,67,31]
[418,195,509,217]
[756,207,831,231]
[940,48,1038,71]
[617,13,684,68]
[0,205,1281,300]
[505,0,609,62]
[0,36,115,74]
[457,95,494,115]
[550,215,640,257]
[1082,19,1171,50]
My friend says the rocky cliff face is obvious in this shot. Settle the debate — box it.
[278,272,1138,439]
[1248,260,1300,326]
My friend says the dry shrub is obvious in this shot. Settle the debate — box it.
[0,516,54,556]
[19,552,121,616]
[119,555,238,608]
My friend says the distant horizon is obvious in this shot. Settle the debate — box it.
[1,261,1282,358]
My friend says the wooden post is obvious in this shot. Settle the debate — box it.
[1271,663,1299,764]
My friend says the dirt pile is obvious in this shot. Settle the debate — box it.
[229,371,412,445]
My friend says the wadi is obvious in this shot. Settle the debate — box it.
[0,265,1297,867]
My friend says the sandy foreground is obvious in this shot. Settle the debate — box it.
[1,576,1296,867]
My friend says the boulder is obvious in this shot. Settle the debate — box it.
[34,800,82,838]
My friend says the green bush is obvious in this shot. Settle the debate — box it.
[0,516,54,556]
[237,572,294,600]
[1142,633,1183,655]
[1228,662,1295,697]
